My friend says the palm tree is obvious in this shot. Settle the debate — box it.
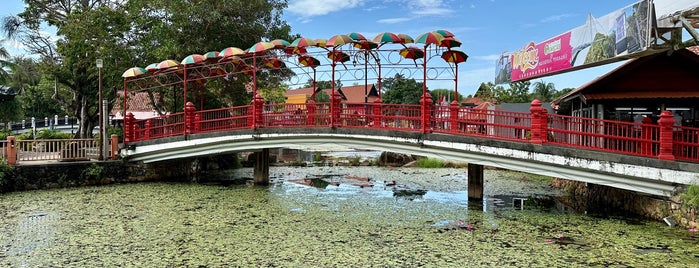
[532,81,556,102]
[0,46,11,85]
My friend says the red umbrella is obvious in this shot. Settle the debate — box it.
[373,32,402,44]
[441,50,468,64]
[399,46,424,60]
[327,34,353,47]
[353,40,378,50]
[327,50,350,63]
[434,29,454,38]
[439,37,462,48]
[397,33,414,44]
[284,46,307,55]
[298,55,320,68]
[415,31,444,46]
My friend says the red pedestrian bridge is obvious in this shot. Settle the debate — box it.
[119,99,699,197]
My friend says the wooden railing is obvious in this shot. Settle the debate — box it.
[122,98,699,164]
[1,135,120,164]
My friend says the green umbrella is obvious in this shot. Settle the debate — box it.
[372,32,402,44]
[416,31,444,46]
[434,29,454,38]
[347,32,367,41]
[203,51,220,62]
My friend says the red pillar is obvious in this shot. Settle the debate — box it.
[124,112,135,144]
[307,100,316,126]
[420,92,433,133]
[449,100,459,132]
[372,97,382,127]
[331,91,342,127]
[529,99,547,144]
[184,101,197,134]
[657,110,675,161]
[6,136,16,165]
[252,94,264,128]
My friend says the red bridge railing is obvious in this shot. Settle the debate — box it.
[123,99,698,163]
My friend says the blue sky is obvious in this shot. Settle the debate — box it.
[3,0,643,96]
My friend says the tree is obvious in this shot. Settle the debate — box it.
[532,80,556,102]
[0,46,11,85]
[493,81,531,103]
[430,88,462,104]
[6,56,41,94]
[381,74,423,104]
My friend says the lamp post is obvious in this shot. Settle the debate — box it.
[96,59,104,160]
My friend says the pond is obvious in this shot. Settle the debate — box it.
[0,166,697,267]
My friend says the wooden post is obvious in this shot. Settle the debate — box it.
[657,110,675,161]
[253,148,270,185]
[420,92,433,133]
[6,136,16,165]
[468,163,484,201]
[110,134,118,160]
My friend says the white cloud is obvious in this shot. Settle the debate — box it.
[287,0,365,17]
[377,17,412,24]
[474,54,501,61]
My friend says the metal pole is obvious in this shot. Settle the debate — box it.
[97,59,103,160]
[102,100,109,159]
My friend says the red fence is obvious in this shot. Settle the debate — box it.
[123,99,698,163]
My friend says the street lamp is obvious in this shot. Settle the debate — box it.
[96,59,104,160]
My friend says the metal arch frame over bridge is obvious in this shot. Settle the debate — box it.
[121,128,696,197]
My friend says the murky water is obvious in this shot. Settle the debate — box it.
[0,167,697,267]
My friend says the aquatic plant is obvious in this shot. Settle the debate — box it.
[416,158,445,168]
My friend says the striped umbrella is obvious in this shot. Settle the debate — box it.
[121,67,147,78]
[270,39,291,49]
[353,41,378,50]
[220,47,245,58]
[439,37,462,48]
[347,32,367,41]
[399,46,424,60]
[145,63,160,73]
[372,32,402,44]
[298,55,320,68]
[327,34,353,47]
[327,50,350,62]
[415,31,444,46]
[158,59,180,69]
[315,38,327,47]
[247,41,275,53]
[397,33,414,44]
[441,50,468,64]
[434,29,454,38]
[263,57,285,69]
[290,37,316,48]
[181,54,205,65]
[203,51,221,62]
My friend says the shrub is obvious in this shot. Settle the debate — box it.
[0,161,13,191]
[681,184,699,208]
[348,157,361,166]
[416,158,445,168]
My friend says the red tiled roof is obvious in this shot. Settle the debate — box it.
[111,91,162,115]
[285,84,378,103]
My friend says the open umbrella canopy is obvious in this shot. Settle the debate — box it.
[415,31,444,46]
[353,40,378,50]
[397,33,414,44]
[327,50,350,62]
[284,46,307,55]
[399,46,424,59]
[209,66,226,76]
[441,50,468,64]
[327,34,353,47]
[181,54,205,65]
[145,63,160,73]
[434,29,454,38]
[270,39,290,49]
[372,32,402,43]
[315,38,328,47]
[219,55,245,65]
[439,37,462,48]
[122,67,147,78]
[298,55,320,68]
[347,32,367,41]
[290,37,316,48]
[263,57,285,69]
[203,51,221,62]
[247,41,275,53]
[158,59,180,69]
[220,47,245,58]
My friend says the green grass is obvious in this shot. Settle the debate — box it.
[416,158,445,168]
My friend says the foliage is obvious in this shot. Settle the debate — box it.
[416,157,446,168]
[260,85,287,104]
[430,88,462,104]
[0,46,11,84]
[81,163,103,180]
[531,80,556,102]
[0,98,22,125]
[681,184,699,208]
[15,77,65,118]
[493,81,531,103]
[381,74,424,104]
[348,157,361,166]
[0,160,12,191]
[107,125,123,143]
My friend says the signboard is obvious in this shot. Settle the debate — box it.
[496,0,652,84]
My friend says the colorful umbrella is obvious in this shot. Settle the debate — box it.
[270,39,290,49]
[441,50,468,64]
[415,31,444,46]
[315,38,328,47]
[247,41,275,53]
[327,50,350,63]
[209,66,226,76]
[219,55,245,65]
[284,46,307,55]
[290,37,316,48]
[263,57,285,69]
[347,32,367,41]
[158,59,180,69]
[439,37,462,48]
[327,34,353,47]
[298,55,320,68]
[145,63,160,73]
[220,47,245,58]
[372,32,402,44]
[121,67,147,78]
[203,51,221,62]
[353,40,378,50]
[181,54,205,65]
[399,46,424,59]
[434,29,454,38]
[397,33,414,44]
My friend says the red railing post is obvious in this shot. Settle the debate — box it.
[331,92,342,127]
[529,99,547,144]
[185,101,197,134]
[640,116,653,155]
[420,92,433,133]
[145,119,151,140]
[252,94,264,128]
[6,136,16,165]
[657,110,675,161]
[450,100,459,132]
[307,100,316,126]
[372,97,382,127]
[124,112,135,144]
